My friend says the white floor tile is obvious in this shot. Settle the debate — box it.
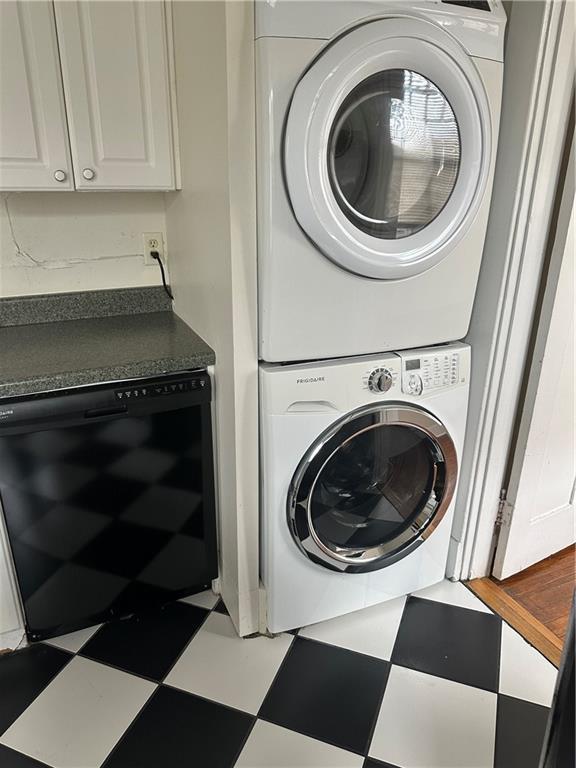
[499,622,557,706]
[165,612,292,715]
[412,579,492,613]
[0,656,155,768]
[236,720,363,767]
[179,589,220,610]
[370,665,497,768]
[44,624,102,654]
[299,597,406,661]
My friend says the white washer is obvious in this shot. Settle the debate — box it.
[256,1,506,362]
[260,342,471,632]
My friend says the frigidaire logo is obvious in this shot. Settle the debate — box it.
[296,376,325,384]
[0,409,14,418]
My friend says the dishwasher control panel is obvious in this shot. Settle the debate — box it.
[115,377,206,401]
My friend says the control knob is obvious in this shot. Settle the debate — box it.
[368,368,393,393]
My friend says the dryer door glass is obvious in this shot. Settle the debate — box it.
[283,17,491,279]
[328,70,460,239]
[288,405,457,573]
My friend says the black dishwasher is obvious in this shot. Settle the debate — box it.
[0,371,217,641]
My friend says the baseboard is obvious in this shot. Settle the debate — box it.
[0,627,26,653]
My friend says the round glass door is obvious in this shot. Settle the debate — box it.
[287,405,457,573]
[328,69,460,240]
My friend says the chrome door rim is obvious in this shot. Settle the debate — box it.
[287,403,458,573]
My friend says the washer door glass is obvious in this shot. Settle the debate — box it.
[329,69,460,239]
[288,405,457,573]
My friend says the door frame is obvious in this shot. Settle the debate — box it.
[449,0,575,581]
[493,131,574,579]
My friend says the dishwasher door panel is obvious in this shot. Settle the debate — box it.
[0,393,217,641]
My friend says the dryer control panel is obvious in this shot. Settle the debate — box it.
[398,344,469,396]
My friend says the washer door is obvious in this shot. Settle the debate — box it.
[284,17,491,279]
[287,404,458,573]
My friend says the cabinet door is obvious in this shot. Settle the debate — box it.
[0,1,73,191]
[54,1,176,190]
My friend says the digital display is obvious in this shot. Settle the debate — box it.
[406,359,420,371]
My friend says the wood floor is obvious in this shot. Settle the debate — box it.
[467,544,575,667]
[497,545,575,642]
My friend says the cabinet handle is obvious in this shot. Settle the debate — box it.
[53,170,67,182]
[82,168,95,180]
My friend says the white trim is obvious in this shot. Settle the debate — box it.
[0,628,26,653]
[450,0,574,580]
[164,0,182,191]
[285,17,492,279]
[493,132,575,578]
[0,496,24,638]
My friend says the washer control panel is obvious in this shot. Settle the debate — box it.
[399,346,465,396]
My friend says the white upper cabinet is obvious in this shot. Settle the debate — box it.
[0,1,73,190]
[0,1,178,191]
[54,1,176,190]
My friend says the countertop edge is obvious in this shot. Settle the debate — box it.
[0,353,215,399]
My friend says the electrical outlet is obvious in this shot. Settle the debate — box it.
[143,232,166,266]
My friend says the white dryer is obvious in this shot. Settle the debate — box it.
[256,1,506,362]
[260,342,470,632]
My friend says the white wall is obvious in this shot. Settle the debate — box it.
[165,0,259,636]
[0,191,166,296]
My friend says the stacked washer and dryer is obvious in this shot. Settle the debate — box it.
[256,0,506,632]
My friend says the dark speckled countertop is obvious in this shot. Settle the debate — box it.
[0,287,215,398]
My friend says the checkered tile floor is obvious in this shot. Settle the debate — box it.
[0,580,558,768]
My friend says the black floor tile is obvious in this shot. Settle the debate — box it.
[213,599,229,616]
[494,694,550,768]
[391,596,502,691]
[80,601,208,681]
[0,744,50,767]
[259,636,390,755]
[363,759,400,768]
[0,644,71,735]
[103,686,254,768]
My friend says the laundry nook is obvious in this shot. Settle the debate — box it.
[0,2,573,767]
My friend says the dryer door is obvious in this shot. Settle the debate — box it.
[284,17,491,279]
[287,404,458,573]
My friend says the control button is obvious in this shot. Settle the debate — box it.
[368,368,393,393]
[407,373,423,396]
